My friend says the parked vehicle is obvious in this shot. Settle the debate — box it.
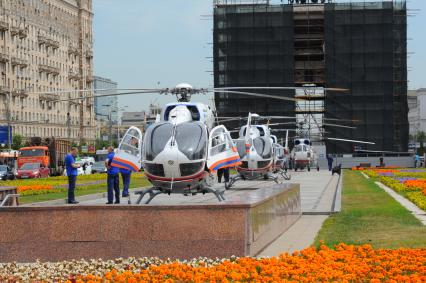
[16,163,50,179]
[63,161,92,176]
[18,137,71,176]
[91,161,107,174]
[0,165,15,181]
[80,156,95,165]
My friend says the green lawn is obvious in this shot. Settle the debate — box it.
[20,176,150,204]
[315,170,426,249]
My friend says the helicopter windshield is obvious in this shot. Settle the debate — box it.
[144,122,174,161]
[253,137,272,159]
[143,122,207,161]
[175,122,207,160]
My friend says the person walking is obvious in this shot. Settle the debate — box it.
[120,167,132,197]
[217,167,230,184]
[327,154,334,171]
[414,154,420,168]
[105,146,120,204]
[65,147,81,204]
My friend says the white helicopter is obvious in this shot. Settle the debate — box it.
[112,83,308,203]
[225,113,294,188]
[291,138,320,171]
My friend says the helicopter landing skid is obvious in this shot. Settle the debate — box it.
[134,186,226,204]
[226,173,282,189]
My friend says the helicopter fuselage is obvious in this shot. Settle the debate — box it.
[235,125,274,179]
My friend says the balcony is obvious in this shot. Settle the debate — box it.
[0,20,8,31]
[11,57,28,68]
[0,86,10,95]
[85,49,93,59]
[68,70,81,81]
[10,26,28,39]
[39,93,59,101]
[37,35,47,45]
[9,26,19,37]
[68,44,79,56]
[12,89,28,98]
[18,28,28,39]
[0,52,9,63]
[38,35,60,49]
[38,64,60,76]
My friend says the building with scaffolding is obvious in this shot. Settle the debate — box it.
[0,0,95,144]
[213,0,408,153]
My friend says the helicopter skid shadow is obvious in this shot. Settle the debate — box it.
[226,173,283,190]
[134,186,226,204]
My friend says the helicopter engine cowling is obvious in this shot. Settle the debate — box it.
[168,105,193,125]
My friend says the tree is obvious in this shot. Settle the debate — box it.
[12,134,23,150]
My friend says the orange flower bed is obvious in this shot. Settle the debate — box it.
[17,185,55,195]
[72,244,426,283]
[403,180,426,190]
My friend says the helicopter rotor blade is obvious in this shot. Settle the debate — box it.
[48,90,161,103]
[325,137,375,145]
[322,123,357,129]
[213,86,349,93]
[212,89,299,102]
[28,88,162,95]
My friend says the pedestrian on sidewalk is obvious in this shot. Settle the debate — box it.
[105,146,120,204]
[120,167,132,197]
[65,147,81,204]
[327,154,334,171]
[218,167,230,184]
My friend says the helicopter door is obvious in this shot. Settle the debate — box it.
[111,126,143,172]
[207,125,241,172]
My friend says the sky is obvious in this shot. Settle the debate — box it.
[93,0,426,113]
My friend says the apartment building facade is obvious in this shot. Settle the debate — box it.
[0,0,95,143]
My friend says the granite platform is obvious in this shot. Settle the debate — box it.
[0,182,301,262]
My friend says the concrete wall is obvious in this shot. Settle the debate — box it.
[318,156,414,169]
[0,184,301,262]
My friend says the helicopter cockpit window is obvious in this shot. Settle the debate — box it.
[253,137,272,159]
[210,127,233,156]
[120,128,141,156]
[144,122,173,161]
[256,126,265,136]
[275,147,284,159]
[175,122,207,160]
[236,139,247,158]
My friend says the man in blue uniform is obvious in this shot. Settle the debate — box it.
[65,147,81,204]
[120,167,132,197]
[105,146,120,204]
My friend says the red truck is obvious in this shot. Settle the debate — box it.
[18,137,71,176]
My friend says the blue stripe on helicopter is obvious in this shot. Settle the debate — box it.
[111,159,138,172]
[212,158,241,171]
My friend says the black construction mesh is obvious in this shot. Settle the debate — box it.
[214,4,296,138]
[324,1,408,153]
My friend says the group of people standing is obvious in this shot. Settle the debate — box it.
[65,146,132,205]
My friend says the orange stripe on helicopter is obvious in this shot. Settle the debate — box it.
[111,157,139,172]
[209,156,242,172]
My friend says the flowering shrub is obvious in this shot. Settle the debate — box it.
[0,244,424,282]
[377,172,426,211]
[406,191,426,211]
[379,176,406,192]
[16,185,55,196]
[1,173,147,196]
[403,179,426,191]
